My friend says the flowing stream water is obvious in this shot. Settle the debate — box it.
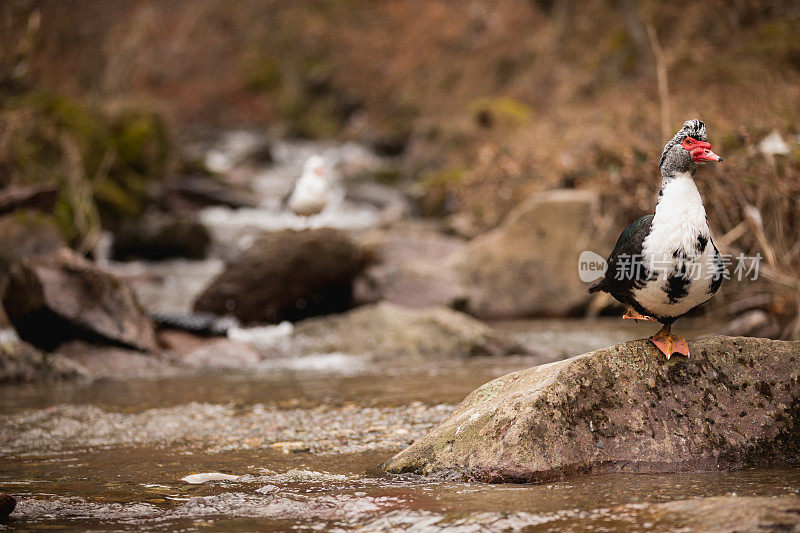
[2,335,799,531]
[2,134,797,531]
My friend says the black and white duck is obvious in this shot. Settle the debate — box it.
[589,119,724,359]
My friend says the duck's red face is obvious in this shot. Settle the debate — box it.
[682,136,723,163]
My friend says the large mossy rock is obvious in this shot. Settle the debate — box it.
[2,249,157,352]
[450,189,606,318]
[194,228,366,323]
[383,336,800,481]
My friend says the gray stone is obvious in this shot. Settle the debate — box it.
[383,336,800,481]
[293,301,526,360]
[2,249,157,352]
[356,222,466,309]
[451,189,607,318]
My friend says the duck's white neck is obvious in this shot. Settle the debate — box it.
[643,172,709,257]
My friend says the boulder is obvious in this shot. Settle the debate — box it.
[293,302,526,360]
[194,229,366,323]
[2,249,157,352]
[450,189,606,318]
[355,222,466,309]
[383,336,800,481]
[0,210,66,279]
[0,340,88,382]
[112,212,210,260]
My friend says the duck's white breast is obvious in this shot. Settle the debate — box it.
[634,173,721,318]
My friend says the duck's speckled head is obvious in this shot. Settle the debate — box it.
[659,119,723,176]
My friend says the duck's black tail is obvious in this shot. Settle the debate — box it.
[588,279,607,294]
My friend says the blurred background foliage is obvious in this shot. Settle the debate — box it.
[1,0,799,332]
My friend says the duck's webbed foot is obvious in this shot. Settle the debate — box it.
[622,308,657,322]
[649,324,690,360]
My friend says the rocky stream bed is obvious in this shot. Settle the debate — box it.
[2,328,800,532]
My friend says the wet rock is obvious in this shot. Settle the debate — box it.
[720,310,781,339]
[383,336,800,481]
[0,210,66,280]
[194,229,366,323]
[450,189,606,318]
[356,222,466,309]
[112,212,210,260]
[0,493,16,520]
[0,340,88,383]
[2,249,157,352]
[0,184,58,215]
[293,302,526,360]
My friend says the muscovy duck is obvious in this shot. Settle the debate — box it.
[288,155,332,217]
[589,119,724,359]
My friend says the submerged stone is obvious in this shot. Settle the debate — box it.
[382,336,800,481]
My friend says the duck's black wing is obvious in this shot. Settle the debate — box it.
[588,215,653,305]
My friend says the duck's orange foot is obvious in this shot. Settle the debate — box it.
[649,324,690,360]
[622,308,657,322]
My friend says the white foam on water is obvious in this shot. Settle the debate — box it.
[259,352,368,375]
[227,322,294,353]
[181,472,241,484]
[105,258,224,315]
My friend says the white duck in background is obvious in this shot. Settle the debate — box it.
[288,155,333,217]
